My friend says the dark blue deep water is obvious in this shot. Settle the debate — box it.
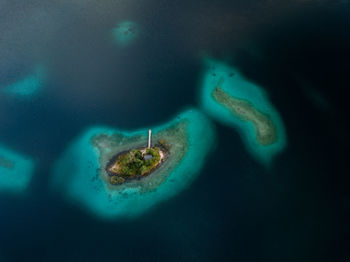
[1,1,349,261]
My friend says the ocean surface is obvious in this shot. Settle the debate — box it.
[0,1,349,261]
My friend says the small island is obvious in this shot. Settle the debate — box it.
[106,130,171,185]
[51,109,215,218]
[199,57,287,164]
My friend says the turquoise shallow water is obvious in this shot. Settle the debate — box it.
[0,144,35,193]
[112,21,138,47]
[52,108,215,219]
[199,58,287,165]
[1,65,46,98]
[1,2,347,261]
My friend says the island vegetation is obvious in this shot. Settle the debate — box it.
[106,140,171,185]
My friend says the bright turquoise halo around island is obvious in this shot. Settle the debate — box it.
[199,58,287,165]
[51,108,215,219]
[0,144,35,193]
[1,65,47,98]
[112,21,139,47]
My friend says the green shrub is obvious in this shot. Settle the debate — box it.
[115,147,161,177]
[135,150,142,159]
[140,165,148,174]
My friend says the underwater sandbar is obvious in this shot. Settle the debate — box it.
[200,58,287,164]
[212,78,277,146]
[1,65,46,98]
[112,21,138,47]
[0,144,35,193]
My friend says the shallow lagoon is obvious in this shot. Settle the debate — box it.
[199,58,287,165]
[52,108,215,219]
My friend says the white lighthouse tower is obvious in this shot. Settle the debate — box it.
[148,129,152,148]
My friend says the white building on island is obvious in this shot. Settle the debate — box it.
[148,129,152,148]
[144,129,153,160]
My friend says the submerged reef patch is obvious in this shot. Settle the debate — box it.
[51,109,215,219]
[1,65,46,98]
[112,21,138,47]
[199,58,287,165]
[0,144,35,193]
